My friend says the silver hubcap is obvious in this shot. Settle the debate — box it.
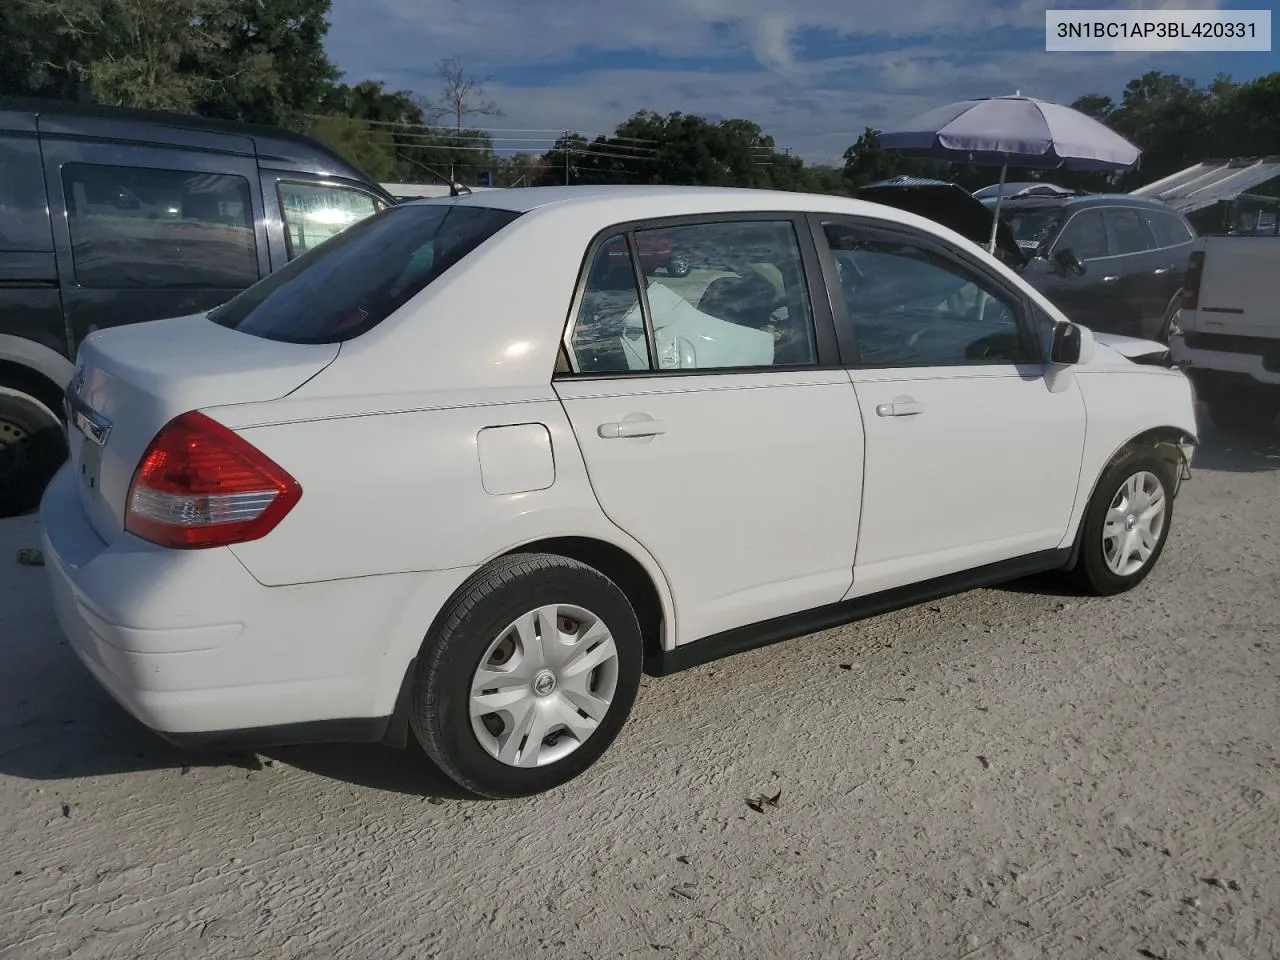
[1103,470,1167,576]
[470,604,619,768]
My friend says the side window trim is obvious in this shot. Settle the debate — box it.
[1052,204,1193,261]
[555,211,842,380]
[810,212,1044,370]
[625,231,660,370]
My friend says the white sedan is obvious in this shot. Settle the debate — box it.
[41,186,1199,798]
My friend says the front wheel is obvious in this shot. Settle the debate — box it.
[1069,449,1176,596]
[410,553,644,798]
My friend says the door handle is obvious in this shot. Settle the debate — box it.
[1154,267,1172,275]
[875,398,924,418]
[598,418,666,439]
[1101,275,1120,283]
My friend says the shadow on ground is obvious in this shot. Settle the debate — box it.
[0,526,471,797]
[1190,409,1280,474]
[0,632,472,798]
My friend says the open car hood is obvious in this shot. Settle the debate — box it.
[857,181,1028,271]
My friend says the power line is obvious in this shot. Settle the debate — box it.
[375,130,659,155]
[302,112,660,144]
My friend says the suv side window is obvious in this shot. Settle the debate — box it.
[1142,209,1194,247]
[823,223,1031,367]
[565,219,817,373]
[278,182,384,258]
[62,163,258,288]
[1053,209,1109,261]
[1106,207,1153,255]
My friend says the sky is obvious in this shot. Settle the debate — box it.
[325,0,1277,165]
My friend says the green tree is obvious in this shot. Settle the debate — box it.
[841,127,946,191]
[195,0,338,127]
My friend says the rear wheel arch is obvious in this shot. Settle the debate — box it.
[498,536,669,668]
[1067,425,1195,570]
[0,358,66,420]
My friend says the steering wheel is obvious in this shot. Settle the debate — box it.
[903,309,981,350]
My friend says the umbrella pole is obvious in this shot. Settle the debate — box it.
[987,163,1007,254]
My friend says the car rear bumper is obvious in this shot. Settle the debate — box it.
[1170,335,1280,386]
[39,464,469,747]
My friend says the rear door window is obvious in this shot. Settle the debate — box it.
[210,203,520,343]
[278,182,384,258]
[1106,207,1154,255]
[62,163,258,287]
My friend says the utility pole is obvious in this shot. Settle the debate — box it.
[565,148,571,185]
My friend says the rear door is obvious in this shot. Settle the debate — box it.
[39,121,268,355]
[553,214,863,645]
[1139,207,1196,330]
[0,108,64,363]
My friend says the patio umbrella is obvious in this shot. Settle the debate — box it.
[877,94,1141,253]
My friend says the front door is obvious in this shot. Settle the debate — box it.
[40,131,269,355]
[554,216,863,645]
[1040,207,1114,331]
[813,215,1087,597]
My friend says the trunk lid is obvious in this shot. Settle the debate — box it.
[66,313,339,544]
[858,179,1028,270]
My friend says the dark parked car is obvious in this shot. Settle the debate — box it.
[859,182,1197,342]
[0,97,393,516]
[982,193,1197,339]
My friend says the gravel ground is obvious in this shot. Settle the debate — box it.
[2,419,1278,960]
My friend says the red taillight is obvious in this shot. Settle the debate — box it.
[1183,250,1205,309]
[125,411,301,550]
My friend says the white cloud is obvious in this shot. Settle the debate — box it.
[325,0,1229,163]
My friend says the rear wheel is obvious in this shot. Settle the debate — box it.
[0,386,67,518]
[1070,449,1175,596]
[410,553,644,798]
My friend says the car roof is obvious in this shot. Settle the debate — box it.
[407,183,933,218]
[996,192,1181,214]
[0,95,386,192]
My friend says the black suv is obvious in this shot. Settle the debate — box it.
[0,97,393,516]
[987,192,1197,339]
[858,180,1197,342]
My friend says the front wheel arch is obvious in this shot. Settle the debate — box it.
[1065,426,1196,571]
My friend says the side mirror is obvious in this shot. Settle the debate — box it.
[1050,320,1084,364]
[1054,248,1085,276]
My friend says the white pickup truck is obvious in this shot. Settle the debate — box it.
[1132,158,1280,431]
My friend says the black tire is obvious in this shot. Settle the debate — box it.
[1204,392,1280,434]
[409,553,644,798]
[1069,448,1176,597]
[0,386,68,519]
[667,253,691,278]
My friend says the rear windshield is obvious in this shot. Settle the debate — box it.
[209,203,521,343]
